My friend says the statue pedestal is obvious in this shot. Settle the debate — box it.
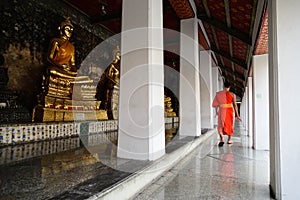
[36,108,108,122]
[33,95,108,122]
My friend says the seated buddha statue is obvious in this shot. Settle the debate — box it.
[43,17,89,98]
[33,17,105,122]
[48,17,76,74]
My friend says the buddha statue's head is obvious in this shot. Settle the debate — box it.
[58,17,74,39]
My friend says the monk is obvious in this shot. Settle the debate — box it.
[212,81,242,146]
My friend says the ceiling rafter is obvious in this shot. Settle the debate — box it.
[224,77,244,95]
[223,0,236,78]
[211,45,247,70]
[197,14,252,46]
[219,65,245,81]
[224,75,244,89]
[231,86,244,94]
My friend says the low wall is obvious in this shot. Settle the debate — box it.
[0,117,179,145]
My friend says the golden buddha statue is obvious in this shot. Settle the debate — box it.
[106,46,120,86]
[43,17,78,98]
[33,17,107,122]
[164,94,176,117]
[100,46,121,119]
[47,17,77,73]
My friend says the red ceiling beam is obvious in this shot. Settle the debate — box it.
[211,45,248,70]
[218,64,245,81]
[198,14,252,46]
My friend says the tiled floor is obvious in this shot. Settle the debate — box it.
[133,122,273,200]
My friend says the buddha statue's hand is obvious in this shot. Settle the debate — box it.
[62,64,71,71]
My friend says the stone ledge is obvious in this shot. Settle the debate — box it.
[87,129,216,200]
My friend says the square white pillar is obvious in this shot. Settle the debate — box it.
[253,54,269,150]
[240,97,245,128]
[179,18,201,136]
[247,77,253,139]
[240,88,248,130]
[200,51,213,129]
[244,87,249,130]
[269,0,300,198]
[212,67,219,126]
[218,74,223,91]
[117,0,165,161]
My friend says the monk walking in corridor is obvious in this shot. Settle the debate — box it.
[212,81,242,146]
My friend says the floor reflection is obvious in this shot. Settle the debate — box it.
[0,137,81,165]
[0,123,180,199]
[134,122,272,200]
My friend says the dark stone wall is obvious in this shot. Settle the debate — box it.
[0,0,115,114]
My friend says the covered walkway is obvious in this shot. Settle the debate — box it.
[134,121,271,200]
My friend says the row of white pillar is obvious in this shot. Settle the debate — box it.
[240,0,300,196]
[239,54,270,150]
[117,0,217,161]
[116,0,300,198]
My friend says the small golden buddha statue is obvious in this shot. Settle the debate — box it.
[106,46,120,86]
[164,94,176,117]
[101,46,121,119]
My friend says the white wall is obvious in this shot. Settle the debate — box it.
[269,0,300,199]
[253,54,269,150]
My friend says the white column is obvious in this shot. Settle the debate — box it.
[179,18,201,136]
[218,74,223,91]
[244,87,248,130]
[240,95,246,129]
[253,54,269,150]
[118,0,165,161]
[247,77,253,139]
[241,87,248,130]
[200,51,213,129]
[269,0,300,198]
[212,67,219,126]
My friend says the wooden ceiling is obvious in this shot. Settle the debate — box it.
[64,0,268,98]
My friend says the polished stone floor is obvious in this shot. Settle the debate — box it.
[133,122,273,200]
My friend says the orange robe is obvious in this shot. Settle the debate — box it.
[52,39,75,68]
[212,91,234,135]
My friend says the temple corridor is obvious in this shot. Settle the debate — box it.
[133,121,272,200]
[2,0,300,199]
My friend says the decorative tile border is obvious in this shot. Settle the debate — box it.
[0,117,178,145]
